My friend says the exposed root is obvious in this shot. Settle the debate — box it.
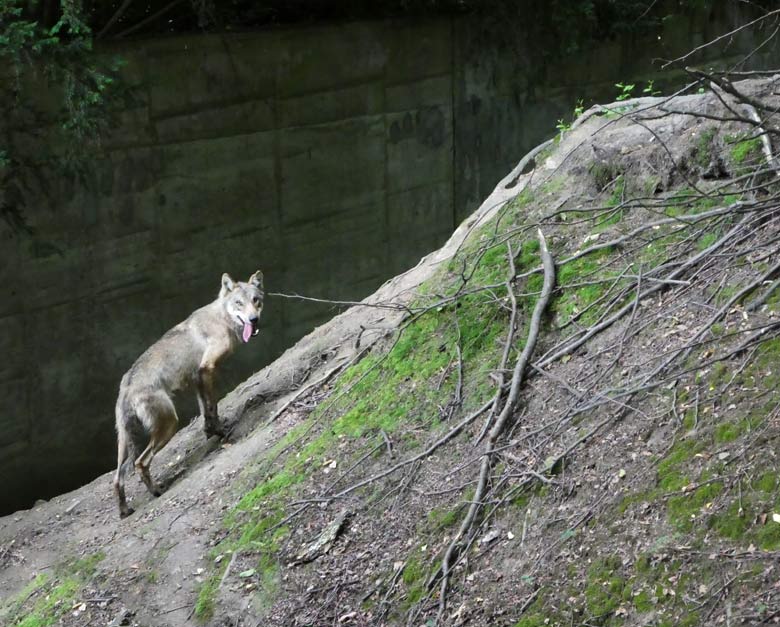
[435,228,555,624]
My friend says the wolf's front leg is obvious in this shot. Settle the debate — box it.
[197,363,225,438]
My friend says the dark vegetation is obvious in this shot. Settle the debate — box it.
[14,1,716,39]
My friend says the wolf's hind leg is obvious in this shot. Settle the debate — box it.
[114,421,136,518]
[135,395,178,497]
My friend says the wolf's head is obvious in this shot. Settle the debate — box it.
[220,270,264,343]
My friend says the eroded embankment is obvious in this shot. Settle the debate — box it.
[4,77,780,627]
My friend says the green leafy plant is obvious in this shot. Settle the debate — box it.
[0,0,123,233]
[556,99,586,138]
[643,80,661,96]
[615,82,636,101]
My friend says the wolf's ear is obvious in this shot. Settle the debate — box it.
[249,270,264,289]
[220,273,235,298]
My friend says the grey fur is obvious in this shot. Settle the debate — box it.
[113,271,264,518]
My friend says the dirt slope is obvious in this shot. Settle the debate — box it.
[4,77,780,627]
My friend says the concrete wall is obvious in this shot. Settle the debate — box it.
[1,7,777,512]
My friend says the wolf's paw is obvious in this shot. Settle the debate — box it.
[204,423,226,439]
[119,506,135,519]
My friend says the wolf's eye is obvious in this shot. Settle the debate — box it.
[235,299,243,307]
[252,297,261,305]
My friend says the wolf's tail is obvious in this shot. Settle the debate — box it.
[114,401,147,517]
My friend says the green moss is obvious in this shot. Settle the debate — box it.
[697,232,718,251]
[402,557,424,586]
[714,422,741,443]
[590,161,621,191]
[61,552,104,578]
[513,494,530,509]
[714,415,761,444]
[397,556,431,612]
[554,247,618,326]
[405,582,424,606]
[513,590,555,627]
[667,481,723,532]
[14,579,80,627]
[658,470,688,492]
[710,361,728,383]
[583,556,627,623]
[427,506,460,530]
[712,501,748,540]
[517,238,541,269]
[680,613,701,627]
[657,440,702,478]
[755,472,777,494]
[254,553,282,613]
[682,410,696,430]
[541,176,566,196]
[634,554,651,574]
[194,574,219,622]
[234,470,305,513]
[514,614,550,627]
[755,518,780,550]
[1,552,105,627]
[633,589,653,613]
[694,128,716,168]
[0,575,49,627]
[729,135,762,165]
[607,175,626,207]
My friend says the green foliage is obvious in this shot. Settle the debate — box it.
[643,80,660,96]
[0,0,121,232]
[615,82,635,101]
[556,99,585,138]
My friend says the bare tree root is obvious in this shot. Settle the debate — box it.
[434,228,556,624]
[475,242,521,445]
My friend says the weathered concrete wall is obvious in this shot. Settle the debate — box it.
[2,7,778,513]
[1,19,459,513]
[451,2,780,219]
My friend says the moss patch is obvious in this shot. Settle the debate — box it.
[584,556,629,625]
[1,552,105,627]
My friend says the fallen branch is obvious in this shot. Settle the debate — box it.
[435,228,556,624]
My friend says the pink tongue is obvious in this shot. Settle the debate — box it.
[242,322,253,343]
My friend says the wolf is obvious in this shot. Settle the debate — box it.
[113,271,264,518]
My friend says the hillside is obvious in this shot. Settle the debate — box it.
[3,76,780,627]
